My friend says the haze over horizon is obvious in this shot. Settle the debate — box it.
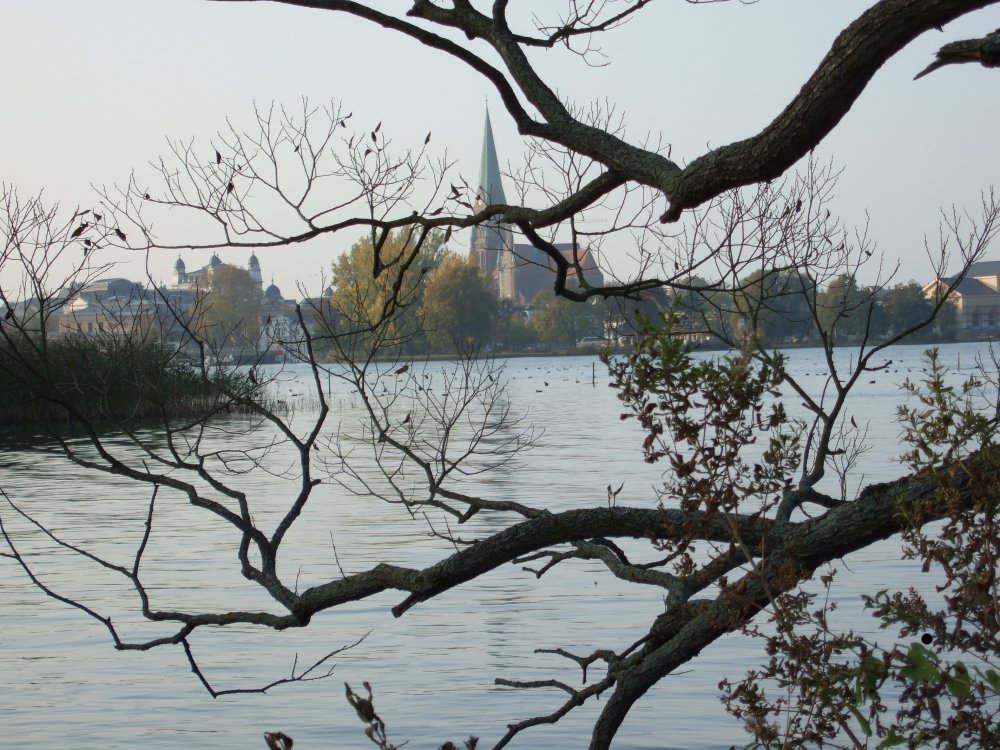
[3,1,999,299]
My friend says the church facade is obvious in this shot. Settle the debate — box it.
[469,109,604,305]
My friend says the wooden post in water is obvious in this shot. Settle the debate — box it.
[592,361,596,386]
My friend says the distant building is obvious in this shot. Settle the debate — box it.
[172,252,262,291]
[42,253,305,362]
[168,252,304,361]
[924,260,1000,338]
[469,108,604,304]
[258,278,303,360]
[52,277,159,340]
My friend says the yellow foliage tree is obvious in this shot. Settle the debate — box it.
[420,253,496,353]
[192,264,262,352]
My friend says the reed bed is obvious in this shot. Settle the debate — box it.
[0,338,264,426]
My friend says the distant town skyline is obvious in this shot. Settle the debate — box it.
[2,1,999,298]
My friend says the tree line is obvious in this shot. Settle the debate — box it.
[668,271,955,349]
[322,227,606,356]
[318,243,956,358]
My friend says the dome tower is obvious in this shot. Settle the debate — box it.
[173,256,186,286]
[248,253,263,288]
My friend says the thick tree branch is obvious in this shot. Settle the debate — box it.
[298,506,770,618]
[587,450,987,750]
[661,0,1000,220]
[232,1,1000,226]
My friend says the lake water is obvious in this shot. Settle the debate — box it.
[0,342,992,750]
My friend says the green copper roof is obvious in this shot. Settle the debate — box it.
[478,107,506,205]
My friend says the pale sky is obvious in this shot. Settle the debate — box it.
[2,0,999,299]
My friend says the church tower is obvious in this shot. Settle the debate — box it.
[248,252,263,288]
[469,108,515,300]
[173,256,186,286]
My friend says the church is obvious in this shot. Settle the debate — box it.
[469,109,604,304]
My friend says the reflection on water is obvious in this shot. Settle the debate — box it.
[0,342,992,749]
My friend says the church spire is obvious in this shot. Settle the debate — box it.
[477,107,506,206]
[469,106,516,301]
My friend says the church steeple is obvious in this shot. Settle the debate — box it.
[477,107,506,207]
[470,107,515,300]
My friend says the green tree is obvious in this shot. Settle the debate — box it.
[419,253,496,353]
[670,276,726,342]
[732,269,816,346]
[816,273,876,343]
[531,292,605,350]
[879,280,938,338]
[194,264,261,351]
[493,298,538,353]
[934,296,959,339]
